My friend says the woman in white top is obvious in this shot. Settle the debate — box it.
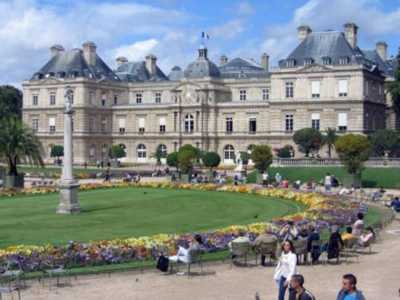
[274,240,297,300]
[352,212,365,237]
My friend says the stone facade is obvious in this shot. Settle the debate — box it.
[22,23,395,164]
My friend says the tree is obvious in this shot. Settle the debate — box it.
[386,66,400,115]
[293,128,323,157]
[275,145,294,158]
[166,152,179,170]
[153,144,167,165]
[250,145,273,173]
[0,85,23,119]
[177,144,199,174]
[202,152,221,171]
[108,144,126,160]
[50,145,64,163]
[322,128,338,158]
[239,151,250,166]
[369,129,400,157]
[335,134,371,185]
[0,117,44,177]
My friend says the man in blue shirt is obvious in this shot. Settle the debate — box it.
[336,274,366,300]
[391,197,400,212]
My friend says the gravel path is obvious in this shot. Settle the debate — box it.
[22,219,400,300]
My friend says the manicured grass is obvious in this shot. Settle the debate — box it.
[247,167,400,188]
[0,187,304,248]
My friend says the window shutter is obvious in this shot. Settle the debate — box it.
[118,118,126,128]
[139,118,145,128]
[338,113,348,126]
[49,117,56,126]
[339,80,348,93]
[311,81,320,94]
[311,113,320,120]
[159,117,166,126]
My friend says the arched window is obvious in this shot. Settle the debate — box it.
[137,144,147,158]
[184,114,194,133]
[224,144,235,160]
[158,144,167,157]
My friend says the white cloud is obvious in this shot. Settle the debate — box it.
[235,1,254,16]
[112,39,159,63]
[209,19,245,40]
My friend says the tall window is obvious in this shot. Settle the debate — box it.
[101,117,107,133]
[174,111,178,132]
[138,117,145,133]
[226,117,233,133]
[137,144,147,158]
[304,58,313,65]
[249,117,257,133]
[101,93,106,106]
[136,93,142,104]
[89,91,95,105]
[311,81,320,98]
[49,93,56,105]
[48,117,56,133]
[118,118,126,134]
[322,57,331,65]
[311,113,320,130]
[285,114,294,132]
[32,118,39,132]
[155,92,162,104]
[113,95,118,105]
[158,144,167,157]
[338,80,348,97]
[338,112,348,132]
[339,57,350,65]
[184,114,194,133]
[32,95,38,106]
[239,89,247,101]
[285,82,294,98]
[224,145,235,160]
[262,88,269,100]
[159,117,166,133]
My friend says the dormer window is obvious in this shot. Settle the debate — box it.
[136,92,143,104]
[286,59,296,68]
[322,57,331,65]
[304,58,314,66]
[339,56,350,65]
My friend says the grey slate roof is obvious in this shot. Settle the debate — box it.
[32,49,119,81]
[168,66,184,81]
[184,48,220,79]
[115,61,168,82]
[219,57,269,79]
[362,49,393,76]
[279,31,367,68]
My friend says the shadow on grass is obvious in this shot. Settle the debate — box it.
[81,205,126,213]
[362,180,378,188]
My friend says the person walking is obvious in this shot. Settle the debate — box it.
[336,274,366,300]
[288,274,315,300]
[274,240,297,300]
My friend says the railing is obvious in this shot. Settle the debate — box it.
[272,158,400,167]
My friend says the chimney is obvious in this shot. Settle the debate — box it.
[116,56,128,66]
[344,23,358,49]
[82,41,97,66]
[376,41,388,61]
[297,25,312,42]
[145,54,157,76]
[220,55,228,65]
[50,44,64,57]
[261,53,269,71]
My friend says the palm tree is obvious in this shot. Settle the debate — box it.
[323,128,338,158]
[0,117,44,177]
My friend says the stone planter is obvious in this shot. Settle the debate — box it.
[4,174,25,188]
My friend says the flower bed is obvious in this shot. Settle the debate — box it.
[0,183,364,272]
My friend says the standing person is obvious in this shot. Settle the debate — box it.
[324,173,332,192]
[275,172,282,186]
[262,172,269,186]
[336,274,366,300]
[326,225,344,261]
[352,213,365,237]
[307,225,321,264]
[289,274,315,300]
[274,240,297,300]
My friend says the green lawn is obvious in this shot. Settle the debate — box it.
[0,187,304,248]
[247,167,400,188]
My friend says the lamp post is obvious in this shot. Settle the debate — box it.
[57,86,80,214]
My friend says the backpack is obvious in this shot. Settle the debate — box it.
[156,255,169,272]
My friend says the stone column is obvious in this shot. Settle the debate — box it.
[57,87,80,214]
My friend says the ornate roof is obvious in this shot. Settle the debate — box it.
[184,47,220,79]
[32,49,119,81]
[219,57,269,79]
[168,66,184,81]
[115,61,168,82]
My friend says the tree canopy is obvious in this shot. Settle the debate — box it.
[202,152,221,170]
[293,128,323,157]
[177,144,199,174]
[50,145,64,159]
[386,67,400,115]
[250,145,273,173]
[369,129,400,157]
[322,128,338,158]
[0,117,44,176]
[109,144,126,159]
[166,152,178,170]
[0,85,23,119]
[335,134,371,175]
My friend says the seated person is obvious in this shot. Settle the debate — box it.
[228,230,251,251]
[293,180,301,190]
[352,213,365,237]
[168,234,203,264]
[253,229,278,266]
[390,197,400,212]
[307,225,321,263]
[341,226,355,241]
[324,225,344,260]
[279,221,299,241]
[358,226,375,247]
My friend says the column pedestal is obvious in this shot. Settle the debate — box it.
[57,181,81,214]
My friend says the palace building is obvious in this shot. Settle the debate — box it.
[22,23,398,164]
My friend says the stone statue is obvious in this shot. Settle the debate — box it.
[64,88,74,113]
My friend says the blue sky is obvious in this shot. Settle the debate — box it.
[1,0,400,86]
